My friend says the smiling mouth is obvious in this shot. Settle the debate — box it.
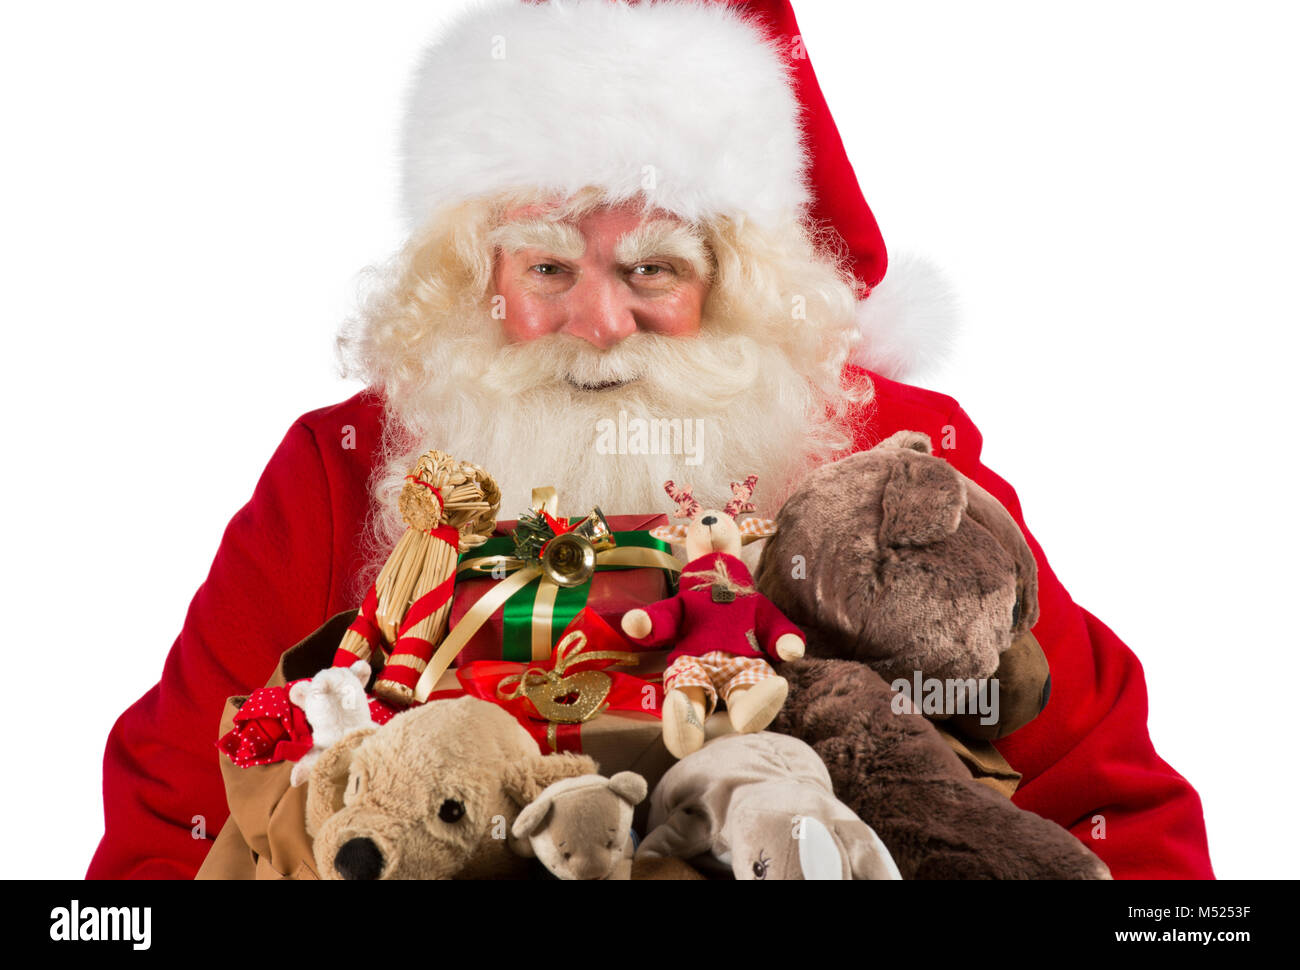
[567,377,637,392]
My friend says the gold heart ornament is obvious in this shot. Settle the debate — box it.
[523,670,612,723]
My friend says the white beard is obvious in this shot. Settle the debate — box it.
[361,318,850,585]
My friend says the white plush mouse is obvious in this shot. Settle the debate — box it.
[288,660,373,787]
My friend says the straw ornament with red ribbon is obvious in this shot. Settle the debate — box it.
[333,449,500,706]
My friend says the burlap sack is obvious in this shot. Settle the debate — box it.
[196,611,359,880]
[195,610,697,880]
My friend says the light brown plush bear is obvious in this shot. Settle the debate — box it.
[512,772,648,880]
[305,695,596,880]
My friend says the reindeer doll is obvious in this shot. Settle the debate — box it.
[621,478,805,759]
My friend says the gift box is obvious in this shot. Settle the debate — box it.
[425,608,683,830]
[432,663,675,762]
[446,512,679,666]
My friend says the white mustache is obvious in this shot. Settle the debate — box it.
[480,330,764,414]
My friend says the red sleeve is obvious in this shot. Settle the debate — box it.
[633,596,686,649]
[86,421,335,879]
[939,404,1214,879]
[755,595,803,659]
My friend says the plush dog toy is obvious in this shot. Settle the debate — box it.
[622,477,804,758]
[512,772,647,880]
[287,660,374,788]
[753,431,1111,879]
[639,733,902,880]
[305,696,596,879]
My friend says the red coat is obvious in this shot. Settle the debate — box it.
[85,367,1215,879]
[632,552,803,666]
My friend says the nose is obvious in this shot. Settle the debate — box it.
[335,837,384,880]
[561,275,637,350]
[571,853,612,880]
[700,515,717,526]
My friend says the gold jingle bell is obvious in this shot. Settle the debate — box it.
[541,532,598,588]
[569,506,616,551]
[540,507,615,587]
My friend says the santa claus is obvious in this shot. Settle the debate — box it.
[87,0,1213,879]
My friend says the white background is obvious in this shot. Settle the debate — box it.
[2,0,1295,879]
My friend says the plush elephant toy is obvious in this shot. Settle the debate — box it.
[638,732,901,880]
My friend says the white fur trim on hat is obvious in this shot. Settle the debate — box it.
[400,0,807,232]
[852,253,960,381]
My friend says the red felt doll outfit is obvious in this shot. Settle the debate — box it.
[633,551,800,713]
[639,552,801,666]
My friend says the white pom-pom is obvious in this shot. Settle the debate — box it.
[852,253,960,381]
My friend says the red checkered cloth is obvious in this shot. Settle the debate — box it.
[663,649,776,714]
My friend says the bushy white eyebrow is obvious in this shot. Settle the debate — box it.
[488,216,711,280]
[488,219,586,260]
[614,220,712,279]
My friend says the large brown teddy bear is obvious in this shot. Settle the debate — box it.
[754,430,1110,879]
[305,695,597,880]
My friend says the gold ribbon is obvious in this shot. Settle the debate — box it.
[532,579,558,660]
[530,485,561,662]
[533,486,559,517]
[412,564,544,702]
[533,485,559,518]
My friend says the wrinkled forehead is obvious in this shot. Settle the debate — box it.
[491,199,710,266]
[500,194,672,227]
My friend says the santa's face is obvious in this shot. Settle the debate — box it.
[350,192,863,575]
[492,202,712,374]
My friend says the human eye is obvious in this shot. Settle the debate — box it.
[530,263,565,276]
[628,262,678,282]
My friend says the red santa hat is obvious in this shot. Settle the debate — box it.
[400,0,953,379]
